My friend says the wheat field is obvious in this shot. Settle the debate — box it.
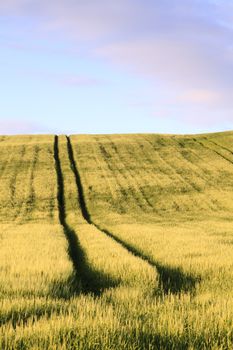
[1,132,233,349]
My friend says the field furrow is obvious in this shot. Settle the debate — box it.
[0,136,58,223]
[104,136,155,210]
[98,140,146,211]
[194,138,233,166]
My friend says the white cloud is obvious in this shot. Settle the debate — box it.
[1,0,233,124]
[177,89,222,105]
[0,119,49,134]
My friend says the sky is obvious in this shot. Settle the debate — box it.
[0,0,233,135]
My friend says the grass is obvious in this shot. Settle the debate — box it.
[1,132,233,348]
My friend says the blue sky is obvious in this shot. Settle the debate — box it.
[0,0,233,134]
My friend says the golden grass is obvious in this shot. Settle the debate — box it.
[2,132,233,348]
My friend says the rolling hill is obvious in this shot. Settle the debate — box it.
[1,132,233,349]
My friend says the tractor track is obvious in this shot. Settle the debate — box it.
[193,138,233,167]
[54,136,92,294]
[54,136,120,295]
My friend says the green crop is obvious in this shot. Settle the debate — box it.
[1,132,233,349]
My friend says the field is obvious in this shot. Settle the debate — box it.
[1,132,233,349]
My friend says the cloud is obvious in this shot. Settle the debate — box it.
[1,0,233,124]
[0,119,50,134]
[24,70,106,87]
[177,89,223,106]
[59,75,104,87]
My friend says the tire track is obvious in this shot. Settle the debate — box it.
[170,138,224,211]
[144,137,199,192]
[66,136,200,295]
[106,136,154,210]
[0,146,14,180]
[208,139,233,156]
[97,141,144,211]
[193,138,233,167]
[54,136,119,295]
[24,145,39,219]
[10,145,28,222]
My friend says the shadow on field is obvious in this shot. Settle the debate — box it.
[155,263,200,295]
[49,272,81,299]
[58,224,120,297]
[66,136,201,296]
[54,136,120,297]
[95,226,200,295]
[122,330,205,350]
[0,302,65,329]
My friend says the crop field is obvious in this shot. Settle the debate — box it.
[1,132,233,349]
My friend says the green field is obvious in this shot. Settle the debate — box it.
[1,132,233,349]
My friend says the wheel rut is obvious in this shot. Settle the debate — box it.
[54,135,118,295]
[193,138,233,167]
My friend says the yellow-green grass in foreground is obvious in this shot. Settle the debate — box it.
[0,223,77,348]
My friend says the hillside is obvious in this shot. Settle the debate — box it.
[2,132,233,223]
[71,132,233,221]
[1,132,233,349]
